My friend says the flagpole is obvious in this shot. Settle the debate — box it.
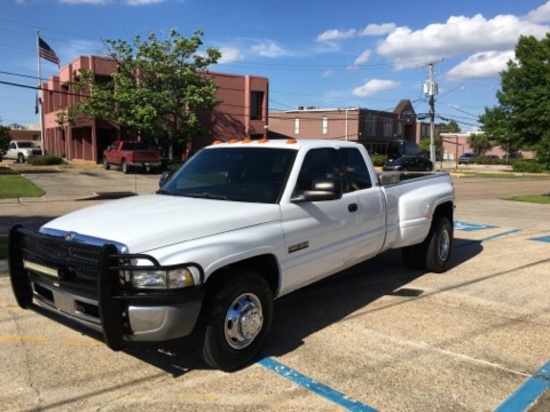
[37,29,45,155]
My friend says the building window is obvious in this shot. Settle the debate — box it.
[365,115,376,136]
[294,118,300,135]
[396,121,403,137]
[384,119,393,137]
[250,91,264,120]
[322,116,328,135]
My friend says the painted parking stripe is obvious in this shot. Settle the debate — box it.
[258,357,378,411]
[455,229,522,250]
[529,235,550,243]
[454,221,497,231]
[494,361,550,412]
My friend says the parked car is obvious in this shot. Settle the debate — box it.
[3,140,42,163]
[103,140,162,173]
[503,152,522,160]
[382,155,433,172]
[458,152,478,164]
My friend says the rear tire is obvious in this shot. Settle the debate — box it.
[195,271,273,371]
[402,216,453,273]
[121,160,129,174]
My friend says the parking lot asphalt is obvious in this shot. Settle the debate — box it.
[1,163,549,411]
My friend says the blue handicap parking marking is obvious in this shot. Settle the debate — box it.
[258,357,379,411]
[454,221,498,232]
[495,361,550,412]
[529,235,550,243]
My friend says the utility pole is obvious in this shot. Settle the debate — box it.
[421,59,443,170]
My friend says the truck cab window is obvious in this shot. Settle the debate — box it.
[338,148,372,191]
[295,148,343,192]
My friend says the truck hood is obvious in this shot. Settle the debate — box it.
[41,194,281,253]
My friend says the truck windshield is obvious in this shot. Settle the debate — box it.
[162,147,297,204]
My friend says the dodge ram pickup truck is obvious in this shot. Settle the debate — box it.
[102,140,161,173]
[9,139,455,371]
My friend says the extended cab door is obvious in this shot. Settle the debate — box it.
[279,147,385,294]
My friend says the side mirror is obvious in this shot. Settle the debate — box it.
[292,178,343,202]
[159,170,173,188]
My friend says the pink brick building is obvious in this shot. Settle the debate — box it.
[40,56,269,162]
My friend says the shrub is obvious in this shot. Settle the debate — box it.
[474,156,504,165]
[27,155,64,166]
[370,154,386,167]
[161,158,185,172]
[511,160,547,173]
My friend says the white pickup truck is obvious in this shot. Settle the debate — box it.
[9,139,455,371]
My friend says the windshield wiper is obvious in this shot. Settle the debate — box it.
[185,192,229,200]
[156,189,172,195]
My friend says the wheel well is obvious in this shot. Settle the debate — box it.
[205,255,279,296]
[433,201,454,229]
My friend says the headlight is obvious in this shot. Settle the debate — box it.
[130,267,197,290]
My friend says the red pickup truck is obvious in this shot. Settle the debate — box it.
[102,141,161,173]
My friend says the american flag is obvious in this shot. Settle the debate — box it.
[39,37,60,67]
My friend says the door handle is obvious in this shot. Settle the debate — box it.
[348,203,358,213]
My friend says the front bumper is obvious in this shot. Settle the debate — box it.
[8,226,204,349]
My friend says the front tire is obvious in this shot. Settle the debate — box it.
[402,216,453,273]
[103,158,110,170]
[195,271,273,371]
[17,153,25,163]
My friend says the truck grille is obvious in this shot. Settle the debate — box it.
[18,230,104,286]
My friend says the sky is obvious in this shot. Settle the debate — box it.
[1,0,550,132]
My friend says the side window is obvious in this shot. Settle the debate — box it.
[338,148,372,192]
[295,148,342,192]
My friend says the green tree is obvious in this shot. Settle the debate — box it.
[480,34,550,165]
[72,29,221,156]
[0,118,11,156]
[439,119,461,133]
[467,133,494,155]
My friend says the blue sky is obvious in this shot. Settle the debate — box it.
[1,0,550,132]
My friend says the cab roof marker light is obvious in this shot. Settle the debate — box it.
[228,138,239,144]
[243,138,253,143]
[286,139,297,144]
[212,140,224,145]
[258,137,269,144]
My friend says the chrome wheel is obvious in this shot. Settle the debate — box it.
[438,229,451,261]
[224,292,264,350]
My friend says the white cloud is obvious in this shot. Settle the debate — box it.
[354,50,371,65]
[359,23,396,36]
[250,41,288,58]
[352,79,400,97]
[218,47,245,64]
[527,1,550,23]
[317,29,356,42]
[377,13,549,69]
[447,50,515,80]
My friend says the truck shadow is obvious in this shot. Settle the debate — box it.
[121,236,482,376]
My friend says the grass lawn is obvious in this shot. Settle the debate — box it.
[505,194,550,204]
[0,167,45,198]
